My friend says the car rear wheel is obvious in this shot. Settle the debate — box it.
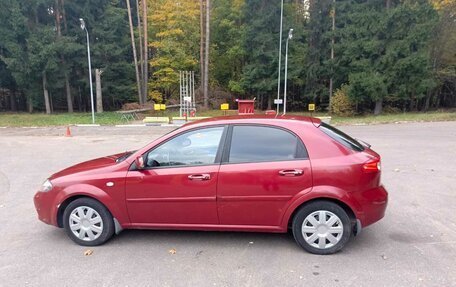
[292,201,351,254]
[63,198,114,246]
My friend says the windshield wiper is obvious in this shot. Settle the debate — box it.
[116,151,135,163]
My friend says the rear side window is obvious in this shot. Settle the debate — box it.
[227,125,307,163]
[319,123,364,151]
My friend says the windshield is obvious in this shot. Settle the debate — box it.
[117,127,181,164]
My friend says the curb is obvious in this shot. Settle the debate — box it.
[115,124,148,127]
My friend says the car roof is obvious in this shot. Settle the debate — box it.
[182,114,321,128]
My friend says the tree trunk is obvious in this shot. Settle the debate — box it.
[27,96,33,113]
[374,99,382,115]
[42,72,51,114]
[49,91,54,113]
[55,0,73,112]
[126,0,143,104]
[10,91,17,111]
[329,78,333,113]
[95,69,103,112]
[424,91,432,112]
[203,0,210,108]
[142,0,148,104]
[409,98,414,111]
[54,0,61,37]
[200,0,205,91]
[385,0,391,9]
[65,72,73,112]
[78,86,83,112]
[373,0,391,116]
[60,0,68,33]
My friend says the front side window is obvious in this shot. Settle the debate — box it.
[228,125,306,163]
[146,127,224,167]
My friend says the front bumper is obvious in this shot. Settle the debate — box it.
[34,191,59,226]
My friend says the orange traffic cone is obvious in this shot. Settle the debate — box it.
[65,126,72,137]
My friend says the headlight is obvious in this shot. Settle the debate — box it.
[41,179,53,192]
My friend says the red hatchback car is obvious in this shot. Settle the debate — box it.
[34,115,387,254]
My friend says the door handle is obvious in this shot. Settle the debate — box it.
[188,174,211,181]
[279,169,303,176]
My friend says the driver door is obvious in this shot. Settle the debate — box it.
[125,126,226,225]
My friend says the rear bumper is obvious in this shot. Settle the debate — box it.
[355,185,388,228]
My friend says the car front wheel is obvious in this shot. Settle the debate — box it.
[292,201,352,255]
[63,198,114,246]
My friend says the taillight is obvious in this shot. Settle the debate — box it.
[363,160,381,172]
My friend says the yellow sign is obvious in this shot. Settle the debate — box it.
[160,104,166,110]
[220,103,229,110]
[154,104,161,111]
[308,104,315,111]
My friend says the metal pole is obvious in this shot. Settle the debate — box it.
[284,28,293,115]
[284,37,289,115]
[189,71,192,110]
[85,28,95,124]
[142,0,148,104]
[188,71,191,113]
[194,71,196,109]
[276,0,284,115]
[185,71,188,121]
[179,71,182,117]
[192,71,195,110]
[186,75,189,122]
[184,71,187,116]
[329,0,336,113]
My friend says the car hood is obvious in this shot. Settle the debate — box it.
[49,152,129,180]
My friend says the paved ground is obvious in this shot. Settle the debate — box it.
[0,122,455,286]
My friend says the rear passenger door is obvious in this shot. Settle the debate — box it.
[217,125,312,227]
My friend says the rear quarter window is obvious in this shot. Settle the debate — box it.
[319,123,364,152]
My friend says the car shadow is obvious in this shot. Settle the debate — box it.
[110,228,300,249]
[43,225,380,255]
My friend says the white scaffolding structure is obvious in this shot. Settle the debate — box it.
[179,71,196,117]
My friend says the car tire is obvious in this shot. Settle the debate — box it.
[63,197,115,246]
[292,201,352,255]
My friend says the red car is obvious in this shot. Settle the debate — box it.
[34,115,387,254]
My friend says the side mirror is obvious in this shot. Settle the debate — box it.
[135,156,145,170]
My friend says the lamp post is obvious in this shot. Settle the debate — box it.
[283,28,293,115]
[79,18,95,124]
[276,0,284,114]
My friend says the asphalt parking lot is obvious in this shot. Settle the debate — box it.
[0,121,455,286]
